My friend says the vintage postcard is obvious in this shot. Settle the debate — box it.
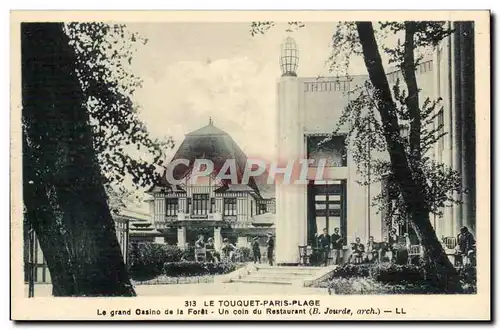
[10,10,491,321]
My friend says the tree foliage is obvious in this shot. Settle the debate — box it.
[22,23,137,296]
[64,23,174,212]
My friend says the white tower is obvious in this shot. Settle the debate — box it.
[275,36,307,264]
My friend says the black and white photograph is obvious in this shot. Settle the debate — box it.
[10,10,490,321]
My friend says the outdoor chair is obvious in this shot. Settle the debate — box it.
[441,236,458,266]
[298,245,309,266]
[442,236,457,250]
[407,245,423,265]
[353,254,363,264]
[195,248,207,262]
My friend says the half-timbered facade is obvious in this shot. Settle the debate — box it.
[146,120,276,250]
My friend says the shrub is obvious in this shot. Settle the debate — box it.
[369,263,425,283]
[239,247,252,262]
[128,242,183,280]
[182,245,195,261]
[327,277,442,295]
[459,266,477,294]
[330,262,424,283]
[331,263,373,278]
[162,261,241,277]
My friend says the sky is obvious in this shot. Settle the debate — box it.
[127,22,370,163]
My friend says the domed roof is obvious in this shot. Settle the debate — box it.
[185,120,228,137]
[151,120,262,196]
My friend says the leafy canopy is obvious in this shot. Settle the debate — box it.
[65,23,173,212]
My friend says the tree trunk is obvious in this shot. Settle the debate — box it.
[401,21,421,160]
[355,22,461,292]
[22,23,136,296]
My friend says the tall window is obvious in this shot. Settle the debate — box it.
[166,198,179,216]
[210,198,215,213]
[192,194,209,215]
[307,135,347,167]
[224,198,237,216]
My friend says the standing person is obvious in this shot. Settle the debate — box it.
[457,226,476,266]
[251,237,261,264]
[330,227,343,265]
[266,232,275,266]
[317,228,331,266]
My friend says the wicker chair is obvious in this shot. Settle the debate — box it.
[442,236,459,266]
[407,245,423,265]
[194,248,207,262]
[298,245,311,265]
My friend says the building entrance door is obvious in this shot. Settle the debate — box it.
[307,180,347,246]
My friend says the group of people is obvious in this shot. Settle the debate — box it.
[317,227,344,265]
[250,232,275,266]
[316,228,410,265]
[316,225,477,267]
[194,235,220,262]
[193,232,275,265]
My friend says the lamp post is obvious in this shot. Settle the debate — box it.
[366,120,372,239]
[28,227,35,298]
[280,36,299,77]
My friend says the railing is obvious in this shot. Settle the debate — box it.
[304,80,350,93]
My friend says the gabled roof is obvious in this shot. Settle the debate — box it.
[148,120,261,196]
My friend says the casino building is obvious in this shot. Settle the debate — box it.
[274,22,476,264]
[146,119,276,250]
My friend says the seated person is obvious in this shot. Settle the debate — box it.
[377,239,392,262]
[221,238,237,261]
[204,237,220,262]
[347,237,365,263]
[195,235,205,249]
[392,233,410,265]
[364,236,378,262]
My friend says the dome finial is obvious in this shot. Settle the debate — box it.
[209,117,213,125]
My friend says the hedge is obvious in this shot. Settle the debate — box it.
[128,242,183,280]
